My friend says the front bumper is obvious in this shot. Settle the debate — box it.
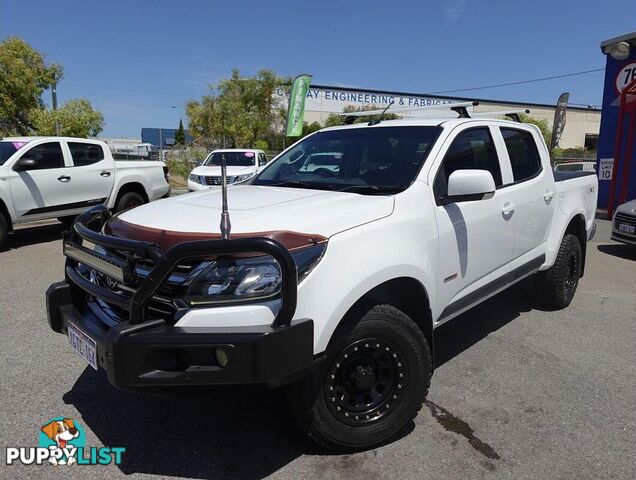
[47,282,314,390]
[47,205,313,391]
[612,212,636,246]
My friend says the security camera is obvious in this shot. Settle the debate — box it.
[609,41,630,61]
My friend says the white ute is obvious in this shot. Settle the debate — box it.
[188,148,268,191]
[47,116,597,450]
[0,137,170,249]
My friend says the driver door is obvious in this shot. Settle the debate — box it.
[8,141,76,221]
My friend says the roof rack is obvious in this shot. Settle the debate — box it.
[470,108,530,122]
[340,101,479,124]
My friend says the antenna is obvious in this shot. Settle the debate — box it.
[368,101,395,126]
[219,154,231,240]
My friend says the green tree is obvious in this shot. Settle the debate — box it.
[33,98,104,137]
[186,68,289,148]
[175,118,186,144]
[0,36,62,135]
[517,113,552,148]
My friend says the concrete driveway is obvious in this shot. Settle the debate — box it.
[0,219,634,479]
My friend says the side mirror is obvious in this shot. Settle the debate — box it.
[445,169,495,203]
[13,157,38,172]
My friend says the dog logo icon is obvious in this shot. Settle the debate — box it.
[39,418,84,466]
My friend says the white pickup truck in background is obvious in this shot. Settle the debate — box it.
[0,137,170,249]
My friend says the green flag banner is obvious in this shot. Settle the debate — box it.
[286,74,312,137]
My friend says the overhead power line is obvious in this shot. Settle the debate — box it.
[64,83,195,97]
[429,68,605,94]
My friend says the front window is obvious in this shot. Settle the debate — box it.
[0,141,27,166]
[252,126,441,194]
[204,151,256,167]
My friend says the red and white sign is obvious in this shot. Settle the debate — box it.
[616,62,636,93]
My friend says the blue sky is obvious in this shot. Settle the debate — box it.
[2,0,634,138]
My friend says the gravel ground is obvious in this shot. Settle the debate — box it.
[0,219,635,480]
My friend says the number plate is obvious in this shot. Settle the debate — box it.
[68,322,98,370]
[618,223,636,235]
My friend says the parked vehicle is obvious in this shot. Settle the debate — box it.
[188,148,268,191]
[47,116,597,450]
[554,161,596,172]
[0,137,170,249]
[104,140,159,160]
[611,198,636,246]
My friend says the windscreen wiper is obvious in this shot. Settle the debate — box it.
[270,180,334,190]
[337,185,403,194]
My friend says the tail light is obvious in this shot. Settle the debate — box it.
[163,166,170,183]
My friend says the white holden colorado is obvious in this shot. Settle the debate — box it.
[47,116,597,450]
[0,137,170,249]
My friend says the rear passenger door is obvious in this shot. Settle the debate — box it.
[64,141,114,209]
[431,125,517,323]
[496,127,555,262]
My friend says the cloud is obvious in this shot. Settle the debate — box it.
[442,0,466,21]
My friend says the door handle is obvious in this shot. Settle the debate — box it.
[57,175,71,183]
[543,190,554,203]
[100,171,112,177]
[502,202,515,216]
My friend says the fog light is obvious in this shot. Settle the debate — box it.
[215,349,229,368]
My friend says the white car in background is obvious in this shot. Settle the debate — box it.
[554,161,596,172]
[612,199,636,246]
[188,149,268,191]
[0,137,170,250]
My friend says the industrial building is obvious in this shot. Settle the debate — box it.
[274,84,601,150]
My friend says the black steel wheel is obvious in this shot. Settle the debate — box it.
[325,338,405,426]
[285,304,432,451]
[536,233,582,309]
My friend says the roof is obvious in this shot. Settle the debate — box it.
[311,83,601,112]
[601,31,636,50]
[211,148,265,153]
[1,136,102,142]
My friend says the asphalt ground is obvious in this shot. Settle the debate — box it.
[0,219,635,479]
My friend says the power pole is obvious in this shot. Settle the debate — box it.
[51,80,60,136]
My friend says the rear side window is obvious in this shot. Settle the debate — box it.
[501,128,542,183]
[68,142,105,166]
[434,127,502,198]
[21,142,65,169]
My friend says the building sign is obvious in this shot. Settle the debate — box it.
[275,87,456,114]
[615,62,636,93]
[599,158,614,180]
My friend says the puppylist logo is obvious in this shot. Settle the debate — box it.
[5,417,125,466]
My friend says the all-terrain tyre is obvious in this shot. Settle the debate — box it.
[535,233,582,309]
[0,213,8,251]
[115,191,145,213]
[285,304,432,451]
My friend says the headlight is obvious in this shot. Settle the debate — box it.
[189,174,203,184]
[233,173,254,184]
[184,243,326,306]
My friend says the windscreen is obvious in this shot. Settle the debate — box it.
[252,126,441,194]
[204,151,256,167]
[0,141,27,166]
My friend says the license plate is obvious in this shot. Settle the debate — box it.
[68,322,98,370]
[618,223,636,235]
